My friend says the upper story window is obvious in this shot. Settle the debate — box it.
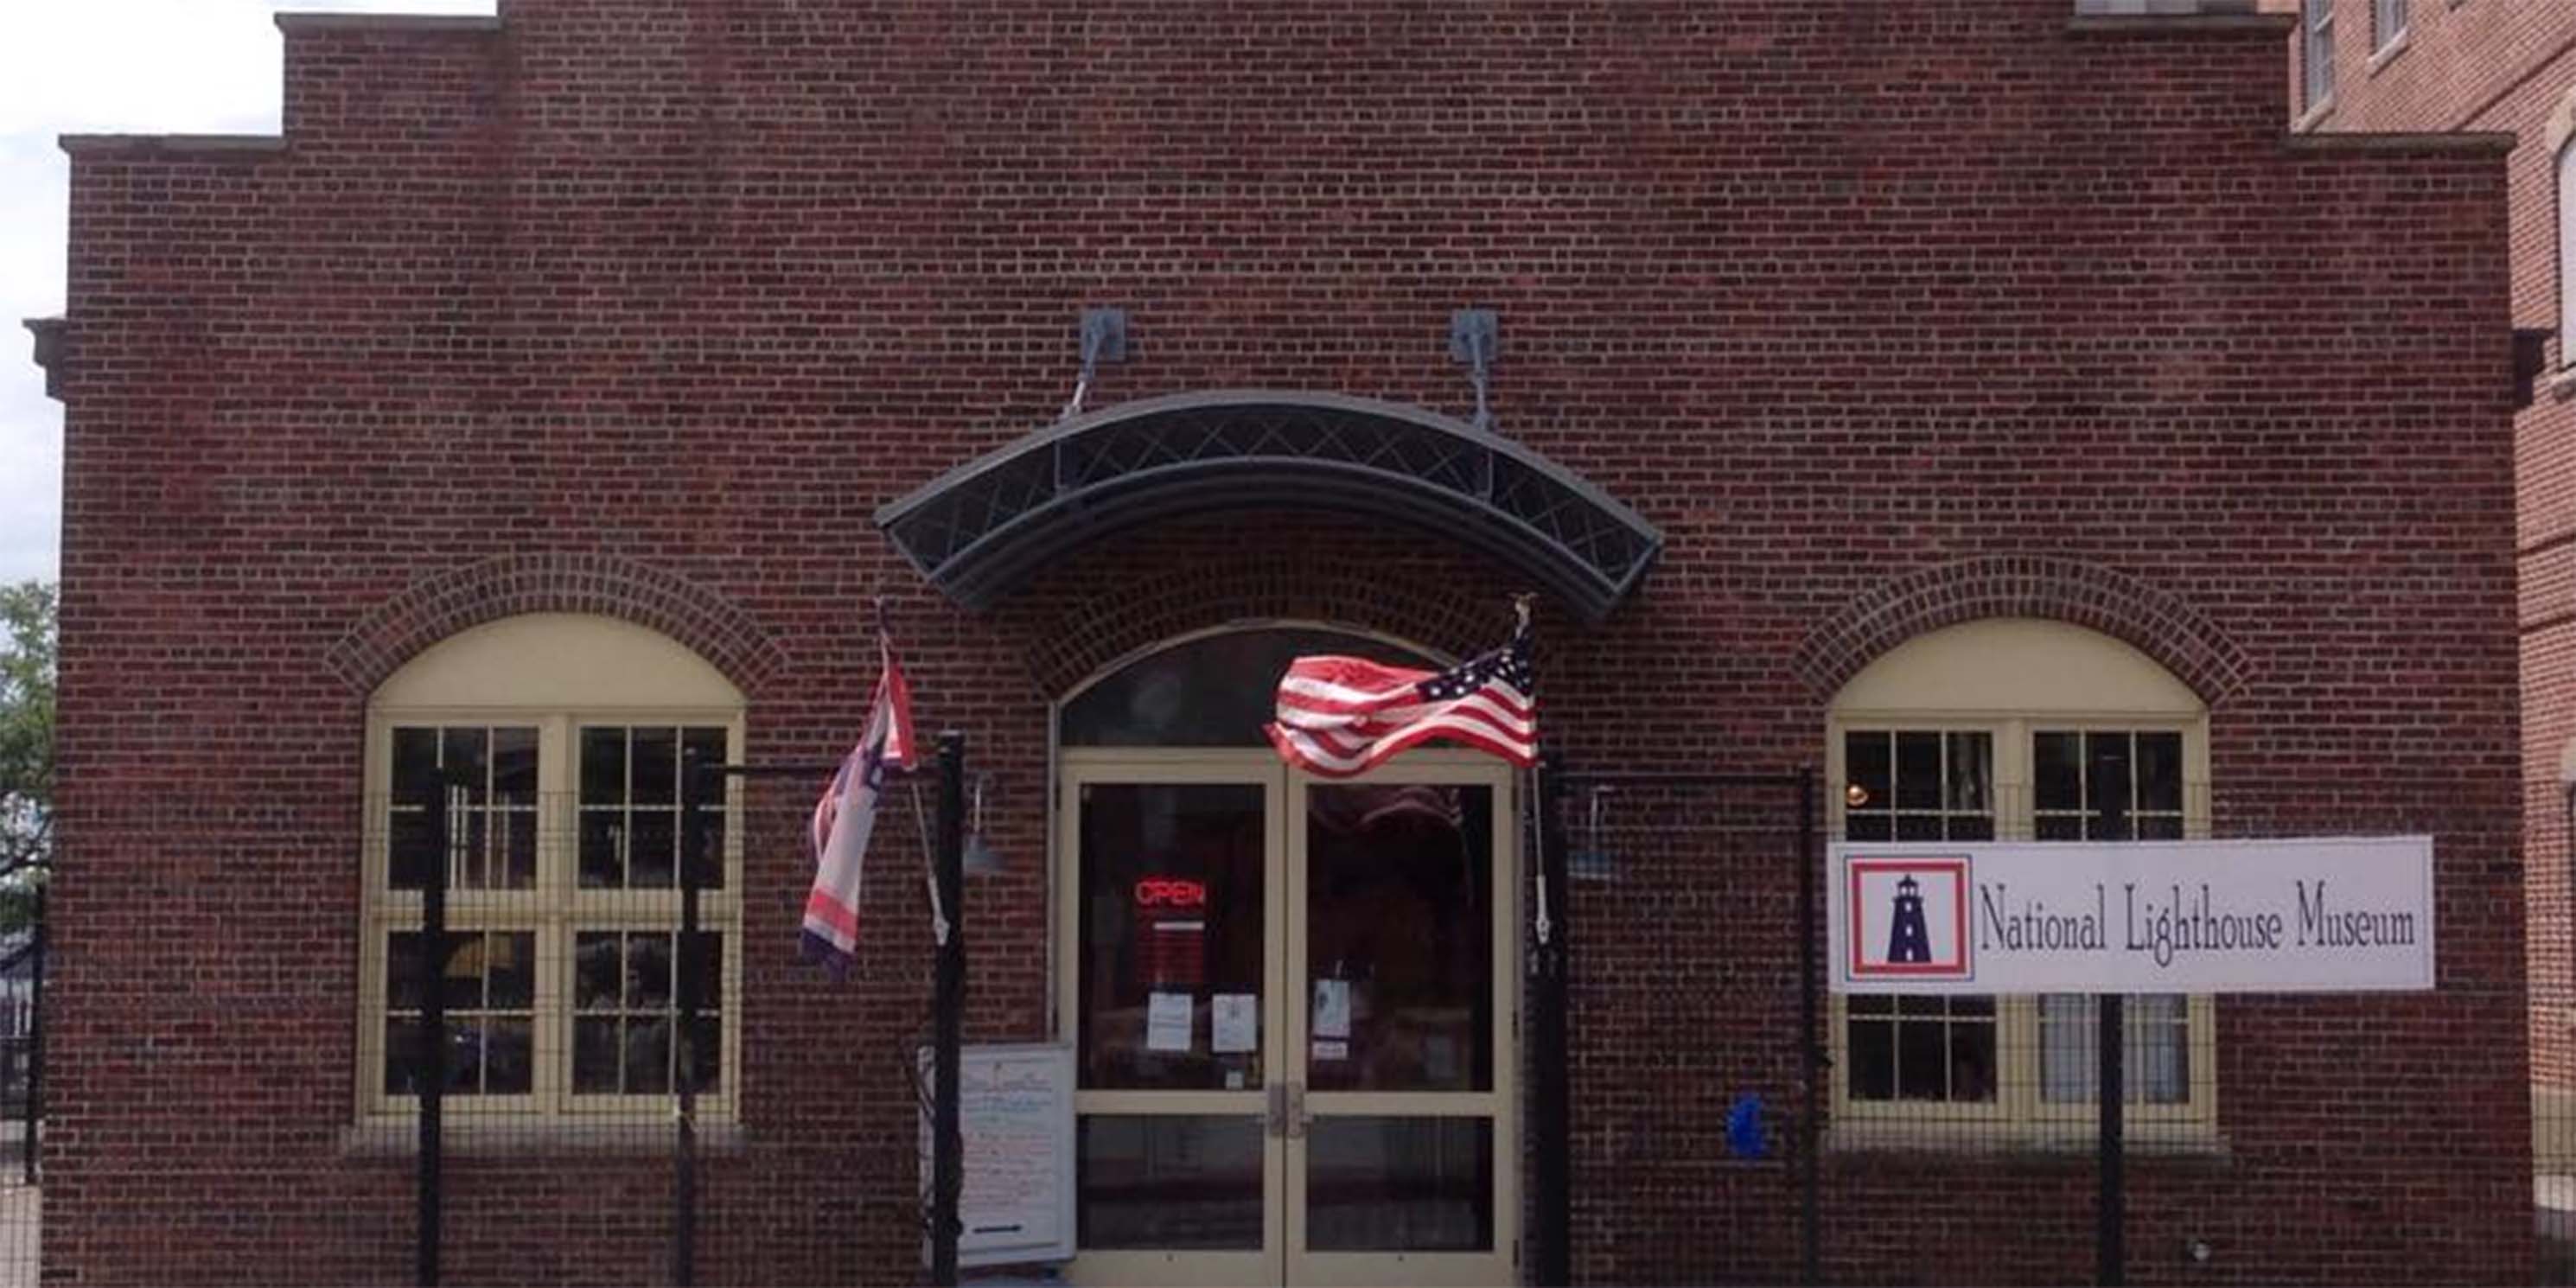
[2560,136,2576,369]
[360,614,743,1125]
[1828,619,2215,1143]
[2374,0,2407,49]
[2305,0,2337,108]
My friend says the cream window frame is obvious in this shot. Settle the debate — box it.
[1824,620,2218,1148]
[354,615,746,1127]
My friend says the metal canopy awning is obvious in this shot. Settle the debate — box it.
[874,390,1664,623]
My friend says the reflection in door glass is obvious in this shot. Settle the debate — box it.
[1079,783,1266,1091]
[1079,1115,1266,1250]
[1304,1117,1494,1252]
[1305,784,1493,1092]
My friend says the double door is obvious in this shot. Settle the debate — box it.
[1057,749,1517,1287]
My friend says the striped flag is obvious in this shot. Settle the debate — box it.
[802,631,916,979]
[1265,623,1536,778]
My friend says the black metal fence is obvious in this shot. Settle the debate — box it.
[381,737,968,1288]
[1538,768,2527,1286]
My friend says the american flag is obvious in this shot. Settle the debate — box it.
[802,631,916,979]
[1264,624,1536,777]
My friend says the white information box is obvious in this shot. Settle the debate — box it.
[918,1043,1076,1269]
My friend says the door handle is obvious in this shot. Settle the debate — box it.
[1266,1081,1287,1138]
[1287,1081,1308,1139]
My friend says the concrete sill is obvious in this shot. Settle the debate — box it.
[2293,94,2337,133]
[1824,1119,2228,1160]
[2552,368,2576,403]
[2366,28,2412,76]
[340,1117,747,1158]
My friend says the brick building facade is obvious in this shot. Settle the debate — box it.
[29,2,2530,1284]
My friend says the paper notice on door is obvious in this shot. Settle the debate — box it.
[1213,993,1259,1054]
[1311,1039,1349,1062]
[1311,979,1352,1040]
[1145,992,1193,1053]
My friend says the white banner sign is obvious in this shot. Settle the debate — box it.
[1826,837,2434,994]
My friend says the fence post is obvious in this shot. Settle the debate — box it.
[418,779,452,1288]
[929,732,967,1287]
[19,880,42,1189]
[1797,770,1820,1288]
[675,758,709,1288]
[2097,994,2125,1287]
[1532,756,1572,1287]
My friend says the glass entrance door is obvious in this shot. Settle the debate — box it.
[1060,750,1516,1288]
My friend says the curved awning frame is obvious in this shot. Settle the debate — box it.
[874,390,1664,624]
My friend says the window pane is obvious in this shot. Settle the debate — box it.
[501,807,538,889]
[2035,731,2082,814]
[574,1017,622,1093]
[486,934,534,1010]
[683,726,728,786]
[384,1017,423,1096]
[580,813,622,889]
[1305,784,1493,1094]
[491,727,538,806]
[628,812,677,889]
[625,1018,673,1094]
[1848,1018,1895,1100]
[690,1017,722,1094]
[1078,1116,1266,1248]
[575,934,621,1010]
[632,727,678,807]
[1894,732,1943,810]
[687,932,723,1011]
[581,727,626,807]
[485,1018,532,1095]
[1896,1021,1947,1100]
[441,935,486,1010]
[1845,815,1891,843]
[2088,734,2133,841]
[2137,732,2184,815]
[386,933,428,1011]
[1077,783,1266,1093]
[1304,1117,1492,1252]
[628,934,673,1011]
[392,727,440,807]
[441,728,488,804]
[1945,732,1991,813]
[1846,732,1891,814]
[2041,993,2190,1106]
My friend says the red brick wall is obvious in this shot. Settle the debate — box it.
[47,3,2525,1284]
[2287,0,2576,1087]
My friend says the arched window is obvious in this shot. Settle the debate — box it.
[1827,619,2214,1141]
[358,615,743,1125]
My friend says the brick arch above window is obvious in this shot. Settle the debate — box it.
[324,552,787,698]
[1791,556,2249,707]
[1005,546,1502,702]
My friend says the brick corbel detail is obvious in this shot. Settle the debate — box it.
[1792,556,2250,705]
[324,552,788,697]
[1009,552,1504,701]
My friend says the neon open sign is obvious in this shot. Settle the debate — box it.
[1133,877,1207,909]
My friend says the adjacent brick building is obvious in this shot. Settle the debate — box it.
[2267,0,2576,1187]
[28,2,2531,1284]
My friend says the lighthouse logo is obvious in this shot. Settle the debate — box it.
[1846,857,1973,981]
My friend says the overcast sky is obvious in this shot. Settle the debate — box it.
[0,1,498,585]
